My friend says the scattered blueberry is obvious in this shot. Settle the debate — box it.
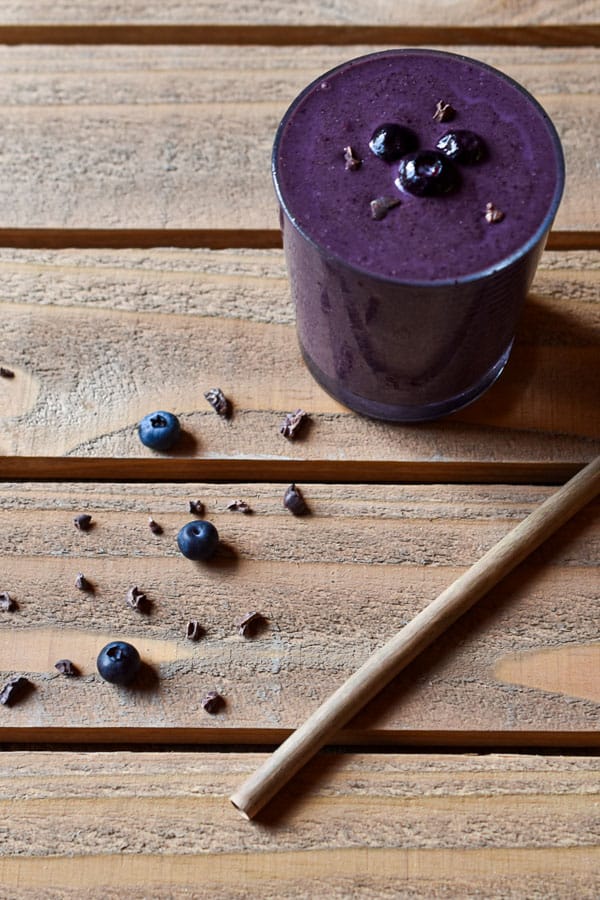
[395,150,459,197]
[138,411,181,451]
[369,123,418,162]
[96,641,141,685]
[436,130,486,165]
[177,520,219,561]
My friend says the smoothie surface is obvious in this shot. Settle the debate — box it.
[274,50,563,283]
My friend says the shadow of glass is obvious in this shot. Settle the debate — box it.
[452,293,600,431]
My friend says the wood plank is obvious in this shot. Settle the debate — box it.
[0,751,598,897]
[0,481,597,742]
[1,248,598,474]
[0,45,595,234]
[2,1,598,29]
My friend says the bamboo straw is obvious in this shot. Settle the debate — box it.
[230,456,600,820]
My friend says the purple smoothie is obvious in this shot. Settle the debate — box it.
[273,49,564,421]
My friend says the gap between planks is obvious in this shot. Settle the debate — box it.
[0,24,598,47]
[0,742,599,755]
[0,229,595,252]
[0,728,598,749]
[0,459,586,485]
[0,750,597,897]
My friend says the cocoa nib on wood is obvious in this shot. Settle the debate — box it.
[0,592,16,612]
[201,690,224,714]
[186,620,204,641]
[204,387,231,418]
[75,573,93,592]
[148,517,163,535]
[235,611,265,638]
[280,408,308,440]
[74,513,93,531]
[0,676,32,706]
[54,659,79,677]
[126,585,148,611]
[226,499,252,514]
[283,483,308,516]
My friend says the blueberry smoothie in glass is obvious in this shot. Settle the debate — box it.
[273,49,565,421]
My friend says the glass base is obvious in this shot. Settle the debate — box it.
[301,340,514,423]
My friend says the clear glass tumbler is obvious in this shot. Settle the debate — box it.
[273,49,565,421]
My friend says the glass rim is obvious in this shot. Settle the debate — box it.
[272,48,566,289]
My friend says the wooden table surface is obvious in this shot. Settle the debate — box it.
[0,3,599,897]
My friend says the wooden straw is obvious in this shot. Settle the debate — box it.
[230,456,600,820]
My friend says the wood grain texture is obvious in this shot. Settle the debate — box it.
[1,2,597,891]
[1,1,598,28]
[230,455,600,818]
[0,45,595,233]
[0,481,597,742]
[0,248,598,473]
[0,751,598,897]
[494,643,600,703]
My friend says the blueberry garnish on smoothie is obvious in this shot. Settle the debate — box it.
[369,123,418,162]
[436,130,486,164]
[395,150,460,196]
[365,112,488,208]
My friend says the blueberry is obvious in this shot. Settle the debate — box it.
[395,150,459,197]
[177,520,219,561]
[369,123,418,162]
[138,411,180,451]
[97,641,141,685]
[436,130,486,165]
